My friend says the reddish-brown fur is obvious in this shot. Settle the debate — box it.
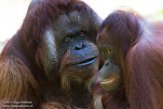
[96,10,163,109]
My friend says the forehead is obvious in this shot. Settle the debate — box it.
[97,27,110,44]
[97,27,115,48]
[53,11,91,35]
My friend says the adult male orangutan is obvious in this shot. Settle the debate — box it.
[0,0,102,108]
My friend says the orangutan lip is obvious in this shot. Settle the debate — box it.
[99,78,116,85]
[74,57,97,66]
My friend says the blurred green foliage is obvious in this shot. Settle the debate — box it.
[160,9,163,15]
[148,9,163,21]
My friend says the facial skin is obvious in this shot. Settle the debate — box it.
[96,58,121,92]
[95,27,122,93]
[92,30,122,109]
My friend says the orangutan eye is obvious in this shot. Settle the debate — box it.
[79,31,85,37]
[64,36,73,42]
[104,48,113,56]
[106,49,112,56]
[101,48,114,60]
